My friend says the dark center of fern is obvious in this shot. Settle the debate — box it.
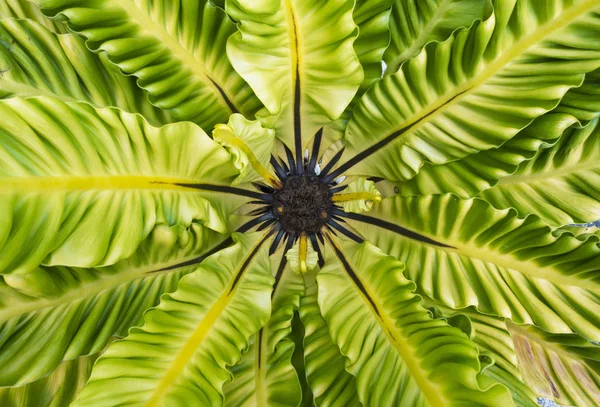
[272,175,332,234]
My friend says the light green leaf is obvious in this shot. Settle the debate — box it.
[479,117,600,226]
[224,263,304,407]
[396,113,579,198]
[290,312,315,407]
[318,239,513,406]
[298,271,361,407]
[425,299,539,407]
[213,113,277,185]
[508,322,600,407]
[482,366,539,407]
[555,223,600,240]
[226,0,363,149]
[0,223,221,386]
[0,353,98,407]
[0,0,66,32]
[394,67,600,198]
[73,232,274,407]
[0,96,241,274]
[434,305,521,380]
[352,0,392,93]
[286,240,318,274]
[0,18,170,125]
[427,301,523,384]
[346,194,600,340]
[383,0,491,73]
[321,0,393,144]
[35,0,261,130]
[343,0,600,182]
[335,178,382,214]
[320,0,392,145]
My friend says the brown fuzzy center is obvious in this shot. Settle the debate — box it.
[272,175,332,234]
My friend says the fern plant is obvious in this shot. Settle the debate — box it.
[1,0,599,406]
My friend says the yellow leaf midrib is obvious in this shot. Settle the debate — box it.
[146,290,233,407]
[254,329,268,406]
[0,175,199,192]
[377,0,599,150]
[0,81,81,104]
[374,215,597,290]
[283,0,301,134]
[116,0,233,112]
[377,308,447,406]
[283,0,300,86]
[388,0,453,70]
[145,238,266,407]
[448,244,583,287]
[332,241,446,407]
[497,161,599,186]
[0,251,204,322]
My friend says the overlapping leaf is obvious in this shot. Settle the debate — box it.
[0,97,240,274]
[383,0,491,73]
[555,68,600,123]
[318,239,512,406]
[479,117,600,226]
[224,264,303,406]
[397,113,579,198]
[0,353,97,407]
[290,313,314,407]
[320,0,392,144]
[213,114,277,186]
[0,223,221,386]
[398,69,600,199]
[347,194,600,340]
[352,0,392,93]
[73,233,273,407]
[0,0,66,33]
[0,18,170,125]
[509,322,600,407]
[298,272,361,407]
[556,222,600,240]
[425,299,540,407]
[35,0,261,129]
[427,301,521,378]
[226,0,363,149]
[1,0,599,405]
[343,0,600,182]
[482,366,539,407]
